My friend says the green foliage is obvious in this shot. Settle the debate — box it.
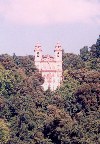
[91,35,100,58]
[80,46,89,61]
[79,36,100,71]
[13,54,37,76]
[0,119,10,144]
[56,70,79,99]
[0,35,100,143]
[62,51,84,71]
[0,64,21,98]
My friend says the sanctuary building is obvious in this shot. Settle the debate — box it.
[34,43,63,91]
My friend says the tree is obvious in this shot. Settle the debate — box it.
[0,119,10,144]
[96,35,100,58]
[80,46,89,61]
[0,63,21,98]
[62,52,84,71]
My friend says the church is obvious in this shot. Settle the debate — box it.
[34,43,63,91]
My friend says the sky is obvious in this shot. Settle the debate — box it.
[0,0,100,56]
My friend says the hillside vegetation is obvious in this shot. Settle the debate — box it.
[0,36,100,144]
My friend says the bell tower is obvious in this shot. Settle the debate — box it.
[34,43,42,70]
[54,42,62,71]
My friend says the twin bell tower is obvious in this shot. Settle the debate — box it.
[34,43,63,91]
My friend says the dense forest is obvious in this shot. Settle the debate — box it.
[0,36,100,144]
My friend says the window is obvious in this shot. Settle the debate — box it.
[57,52,59,57]
[37,52,39,57]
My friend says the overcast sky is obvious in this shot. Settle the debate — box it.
[0,0,100,56]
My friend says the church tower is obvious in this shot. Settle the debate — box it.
[34,43,62,91]
[34,43,42,70]
[54,42,62,71]
[54,43,63,87]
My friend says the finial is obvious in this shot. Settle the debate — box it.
[35,42,41,48]
[34,42,42,51]
[54,42,62,51]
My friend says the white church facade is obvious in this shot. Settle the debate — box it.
[34,43,63,91]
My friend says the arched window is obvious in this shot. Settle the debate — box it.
[57,52,59,57]
[37,52,39,57]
